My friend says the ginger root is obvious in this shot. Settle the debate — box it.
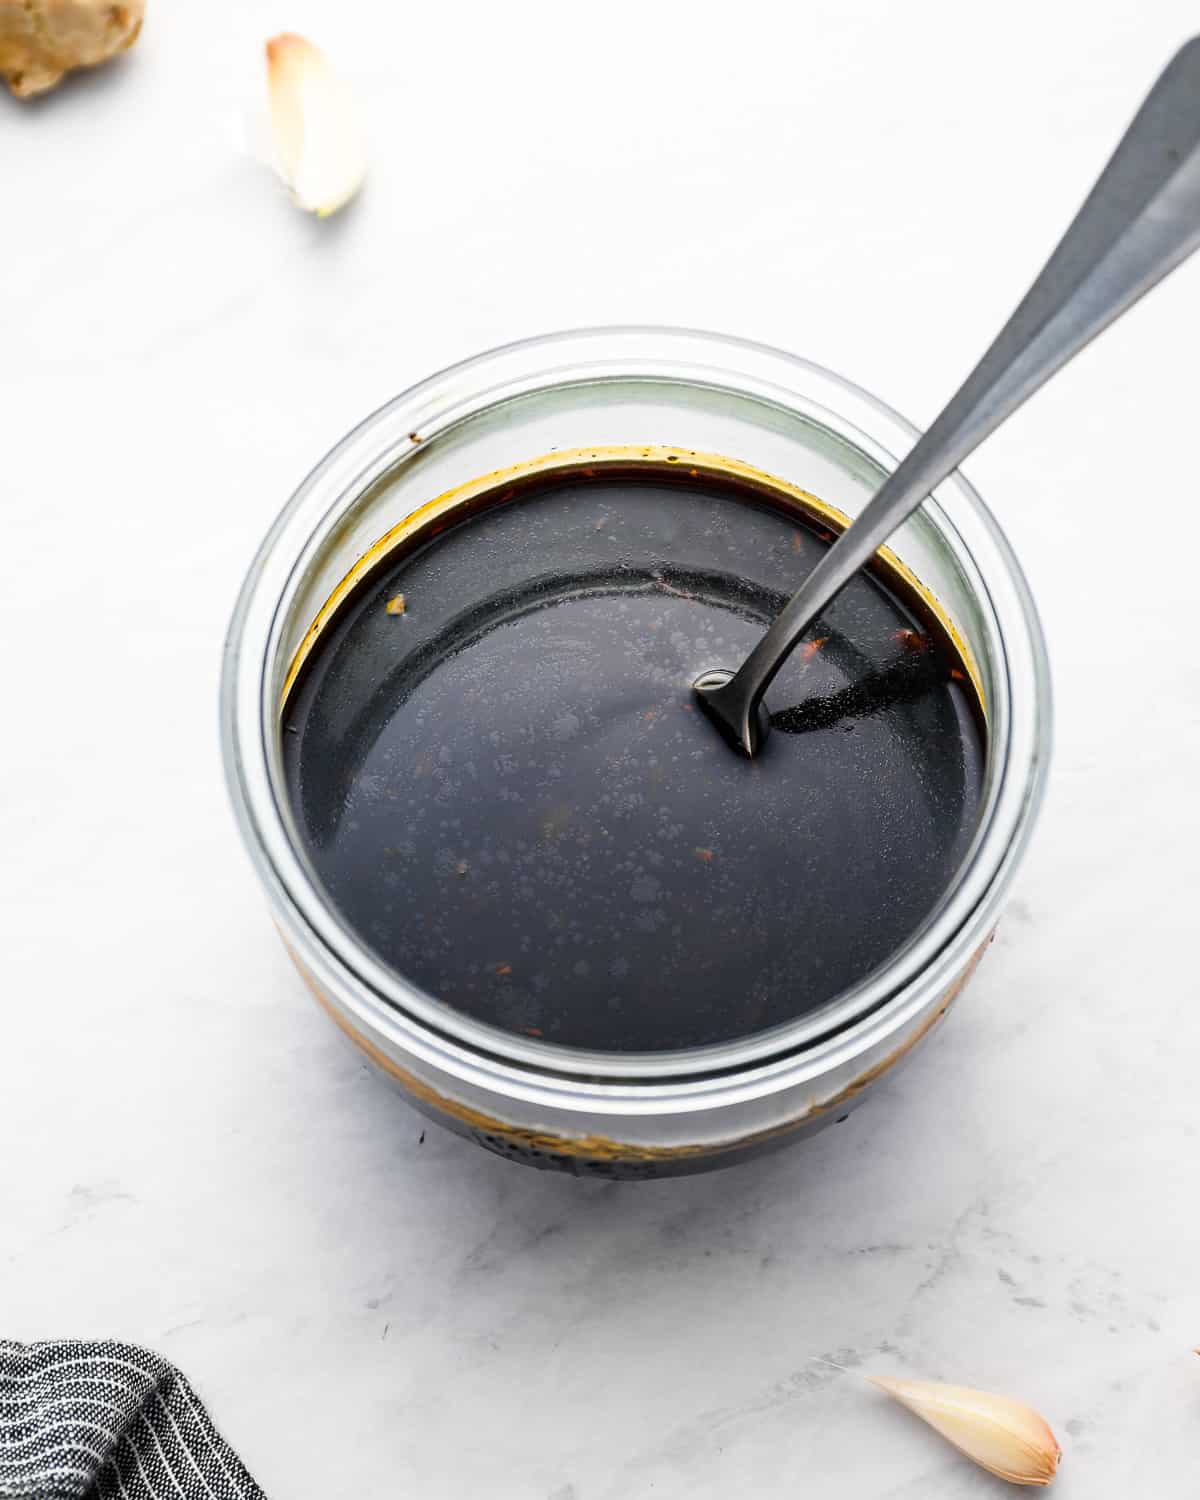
[0,0,144,97]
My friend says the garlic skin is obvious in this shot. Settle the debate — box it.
[265,33,365,218]
[870,1376,1061,1487]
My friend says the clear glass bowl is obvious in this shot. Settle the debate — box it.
[221,327,1051,1176]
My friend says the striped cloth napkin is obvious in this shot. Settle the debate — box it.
[0,1339,263,1500]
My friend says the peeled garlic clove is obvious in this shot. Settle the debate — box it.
[265,33,365,217]
[870,1376,1061,1487]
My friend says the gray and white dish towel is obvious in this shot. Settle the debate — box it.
[0,1339,263,1500]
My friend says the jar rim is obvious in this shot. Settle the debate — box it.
[221,325,1052,1108]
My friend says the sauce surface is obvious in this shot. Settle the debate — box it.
[282,462,984,1052]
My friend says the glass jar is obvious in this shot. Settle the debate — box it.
[221,327,1051,1177]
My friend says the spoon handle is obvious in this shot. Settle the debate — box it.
[704,37,1200,755]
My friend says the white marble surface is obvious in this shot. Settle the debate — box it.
[4,3,1200,1495]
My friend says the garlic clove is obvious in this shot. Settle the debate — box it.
[264,32,365,218]
[870,1376,1061,1487]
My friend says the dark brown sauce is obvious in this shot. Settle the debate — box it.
[282,460,985,1052]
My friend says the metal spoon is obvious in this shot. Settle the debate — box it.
[696,36,1200,756]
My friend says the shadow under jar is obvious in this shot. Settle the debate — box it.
[222,328,1051,1177]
